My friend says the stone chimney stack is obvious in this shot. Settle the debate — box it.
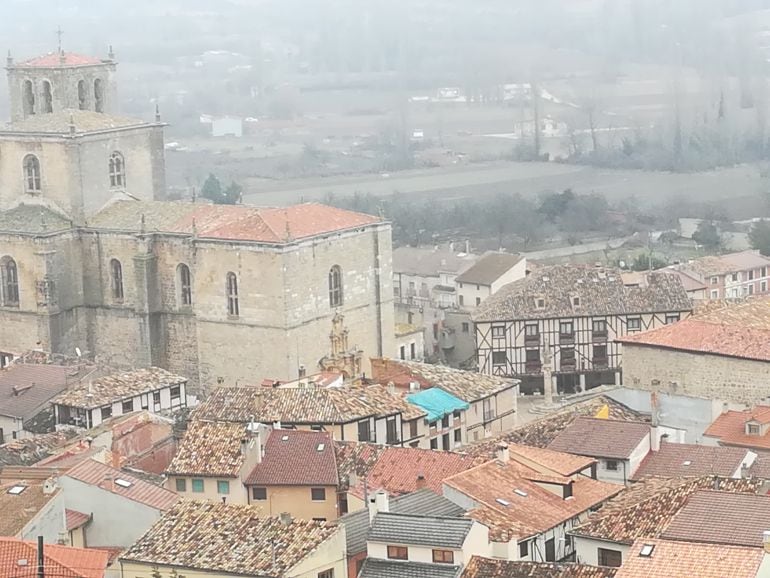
[415,474,427,490]
[368,489,389,522]
[497,442,510,464]
[280,512,292,526]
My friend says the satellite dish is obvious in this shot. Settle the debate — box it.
[75,347,82,358]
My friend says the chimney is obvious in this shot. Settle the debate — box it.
[368,489,389,522]
[280,512,292,526]
[43,476,58,495]
[415,474,427,490]
[650,392,660,427]
[298,365,306,379]
[497,442,510,463]
[387,381,396,395]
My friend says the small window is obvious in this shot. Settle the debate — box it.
[329,265,343,308]
[177,264,192,306]
[78,80,87,110]
[110,259,124,301]
[492,326,505,338]
[409,419,418,439]
[748,424,761,435]
[536,297,545,309]
[492,351,507,366]
[593,345,608,362]
[318,569,334,578]
[1,257,20,307]
[23,155,42,192]
[94,78,105,112]
[175,478,186,492]
[387,546,408,560]
[226,272,239,316]
[462,322,470,333]
[606,460,619,471]
[252,487,267,500]
[732,273,739,282]
[400,345,406,360]
[41,80,53,113]
[430,437,438,449]
[191,479,204,493]
[525,349,540,362]
[170,386,181,401]
[121,399,134,413]
[749,270,755,281]
[358,420,371,442]
[475,297,481,306]
[152,391,161,405]
[410,342,416,359]
[559,321,574,336]
[710,276,718,285]
[627,317,641,331]
[592,319,607,334]
[598,548,622,567]
[525,323,539,337]
[561,348,576,363]
[441,415,449,429]
[22,80,35,116]
[109,152,125,188]
[101,406,112,421]
[665,314,680,324]
[763,267,768,278]
[572,296,580,307]
[217,480,230,495]
[454,428,462,443]
[311,487,326,501]
[432,549,454,564]
[711,289,719,299]
[459,295,464,306]
[519,540,529,558]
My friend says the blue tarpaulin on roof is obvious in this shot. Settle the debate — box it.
[407,388,469,422]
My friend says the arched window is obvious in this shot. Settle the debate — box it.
[329,265,343,307]
[178,264,192,307]
[109,152,125,188]
[94,78,104,113]
[226,272,239,316]
[77,80,87,110]
[0,257,19,307]
[110,259,124,301]
[23,155,41,193]
[22,80,35,116]
[41,81,53,113]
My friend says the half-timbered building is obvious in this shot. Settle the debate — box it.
[472,266,692,394]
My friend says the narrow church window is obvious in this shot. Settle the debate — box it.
[94,78,104,112]
[78,80,87,110]
[0,257,19,307]
[22,80,35,116]
[226,272,239,316]
[178,264,192,307]
[41,81,53,113]
[110,259,124,301]
[329,265,343,308]
[109,152,125,188]
[23,155,41,192]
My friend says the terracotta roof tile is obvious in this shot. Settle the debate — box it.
[444,458,621,541]
[89,200,382,244]
[473,266,692,323]
[246,430,338,486]
[463,396,646,455]
[0,483,59,536]
[631,442,751,481]
[0,431,78,466]
[704,407,770,450]
[548,417,650,460]
[166,421,246,477]
[0,364,73,420]
[661,490,770,547]
[571,476,763,544]
[53,367,186,410]
[507,444,596,477]
[192,384,422,424]
[120,500,341,576]
[462,556,617,578]
[14,52,104,67]
[65,459,177,511]
[679,250,770,278]
[614,538,764,578]
[65,509,91,531]
[0,537,109,578]
[371,359,516,403]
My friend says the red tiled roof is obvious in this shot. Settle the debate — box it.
[615,538,764,578]
[65,509,91,531]
[246,430,338,487]
[661,490,770,547]
[704,407,770,450]
[444,458,621,541]
[15,52,104,68]
[619,318,770,362]
[548,417,650,460]
[0,364,73,420]
[64,459,178,511]
[508,443,596,477]
[361,446,475,497]
[169,203,381,243]
[462,556,617,578]
[0,537,109,578]
[631,442,750,481]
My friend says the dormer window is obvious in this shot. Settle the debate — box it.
[535,297,545,309]
[572,296,581,307]
[748,423,761,435]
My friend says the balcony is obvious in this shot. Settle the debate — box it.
[483,410,497,422]
[525,361,542,374]
[524,334,540,347]
[592,331,608,343]
[592,357,609,369]
[559,333,575,345]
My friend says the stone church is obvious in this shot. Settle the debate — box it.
[0,48,395,390]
